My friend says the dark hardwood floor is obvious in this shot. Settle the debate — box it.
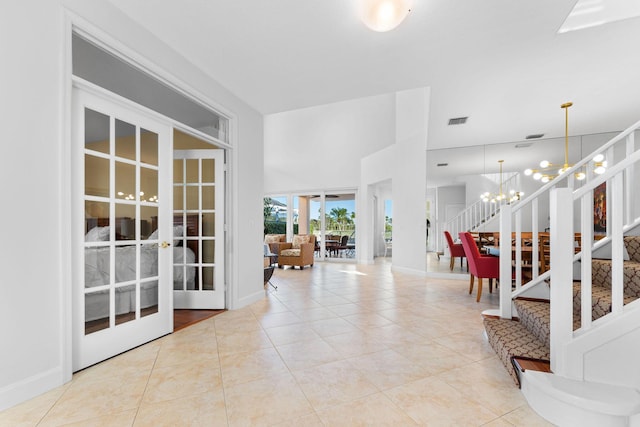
[173,309,225,331]
[84,308,225,334]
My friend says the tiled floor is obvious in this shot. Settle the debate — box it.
[1,259,553,426]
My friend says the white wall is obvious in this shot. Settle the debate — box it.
[1,0,264,410]
[392,88,428,274]
[360,147,395,262]
[264,93,396,193]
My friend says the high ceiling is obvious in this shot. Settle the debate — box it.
[107,0,640,150]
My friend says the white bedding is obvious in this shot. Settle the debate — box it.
[84,245,195,321]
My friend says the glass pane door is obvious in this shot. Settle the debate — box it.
[73,87,171,371]
[173,148,225,309]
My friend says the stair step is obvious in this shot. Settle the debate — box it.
[522,371,640,426]
[513,299,553,348]
[572,282,638,321]
[592,259,640,299]
[483,317,549,385]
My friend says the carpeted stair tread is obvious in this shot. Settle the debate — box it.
[572,282,638,321]
[514,299,552,348]
[484,317,550,384]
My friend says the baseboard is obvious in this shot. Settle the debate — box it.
[234,289,265,310]
[0,366,64,411]
[391,265,428,276]
[425,271,469,280]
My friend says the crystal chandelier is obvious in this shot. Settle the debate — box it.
[524,102,606,183]
[481,160,524,203]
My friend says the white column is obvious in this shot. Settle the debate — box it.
[391,87,429,273]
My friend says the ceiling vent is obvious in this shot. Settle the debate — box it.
[437,163,448,167]
[448,117,468,125]
[525,133,545,139]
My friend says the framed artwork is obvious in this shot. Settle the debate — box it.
[594,182,606,233]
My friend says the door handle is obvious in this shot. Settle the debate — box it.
[160,241,171,248]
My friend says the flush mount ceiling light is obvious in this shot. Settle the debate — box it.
[359,0,412,32]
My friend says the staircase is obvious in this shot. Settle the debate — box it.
[444,172,523,241]
[482,121,640,426]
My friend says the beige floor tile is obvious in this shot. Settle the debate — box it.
[256,310,304,329]
[276,338,343,371]
[154,335,219,368]
[0,386,68,427]
[216,328,274,356]
[434,328,497,361]
[322,330,389,358]
[393,340,475,376]
[482,418,516,427]
[307,317,361,337]
[224,373,313,426]
[219,347,289,387]
[263,322,321,346]
[347,349,431,390]
[439,356,527,415]
[324,302,368,316]
[315,392,418,426]
[384,375,500,425]
[64,409,137,427]
[38,372,149,426]
[10,259,554,426]
[292,359,378,410]
[142,360,222,405]
[134,390,226,426]
[342,312,396,329]
[498,403,556,426]
[271,412,325,427]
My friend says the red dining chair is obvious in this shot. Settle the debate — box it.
[444,231,467,271]
[459,231,500,302]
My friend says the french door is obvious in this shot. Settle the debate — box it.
[72,85,172,371]
[173,149,225,309]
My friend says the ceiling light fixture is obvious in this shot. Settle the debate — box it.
[523,102,604,183]
[359,0,412,32]
[481,160,524,204]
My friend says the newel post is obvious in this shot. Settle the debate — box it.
[549,188,574,377]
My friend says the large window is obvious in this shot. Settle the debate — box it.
[264,196,289,235]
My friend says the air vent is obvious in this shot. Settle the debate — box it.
[437,163,448,167]
[515,143,533,148]
[525,133,545,139]
[448,117,468,125]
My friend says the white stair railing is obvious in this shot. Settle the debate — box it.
[445,172,523,239]
[497,120,640,380]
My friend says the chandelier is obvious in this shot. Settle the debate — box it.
[359,0,412,32]
[481,160,524,203]
[524,102,606,183]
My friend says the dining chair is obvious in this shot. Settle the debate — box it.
[444,231,466,271]
[459,231,500,302]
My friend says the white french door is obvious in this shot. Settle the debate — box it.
[173,149,225,309]
[72,85,172,371]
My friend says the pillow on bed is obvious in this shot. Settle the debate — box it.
[173,225,184,245]
[147,226,184,245]
[85,226,110,242]
[147,229,159,241]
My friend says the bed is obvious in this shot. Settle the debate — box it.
[84,225,196,322]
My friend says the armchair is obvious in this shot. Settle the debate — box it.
[459,231,500,302]
[278,234,316,270]
[444,231,466,271]
[264,234,287,262]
